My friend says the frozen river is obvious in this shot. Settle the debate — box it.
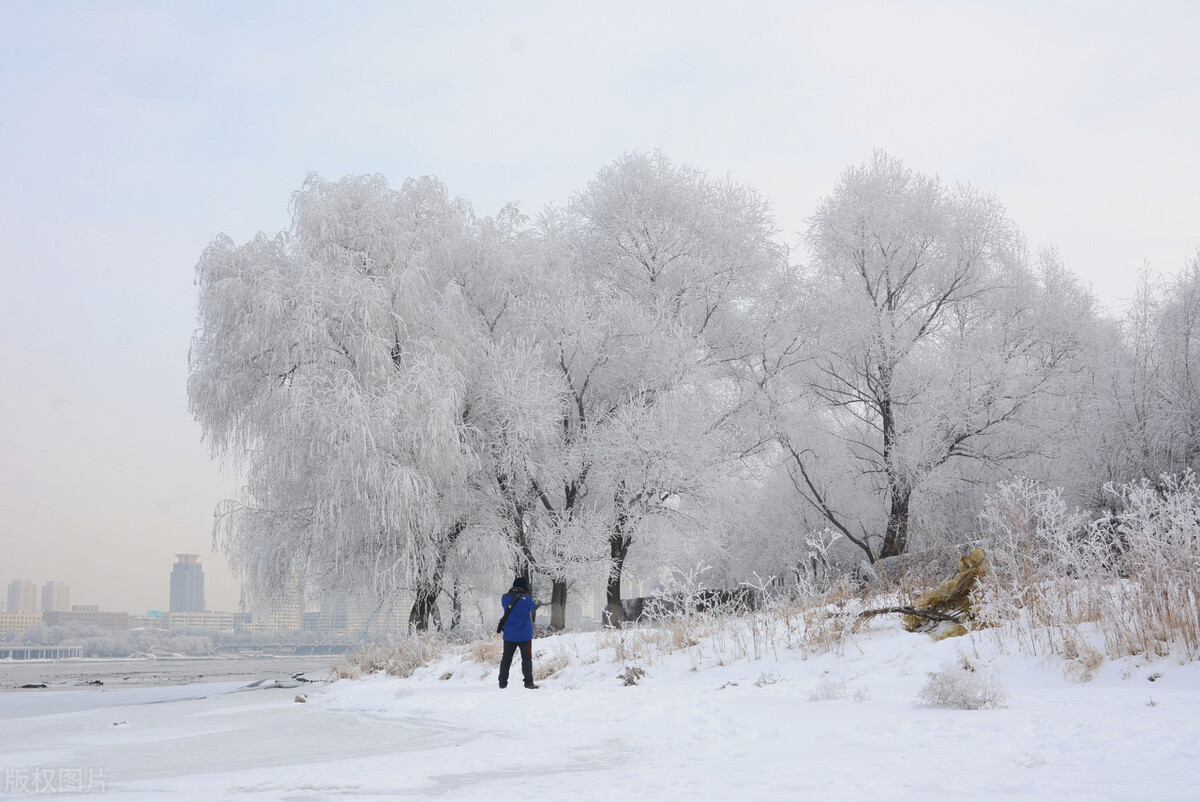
[0,654,338,691]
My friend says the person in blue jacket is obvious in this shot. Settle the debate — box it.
[498,576,539,689]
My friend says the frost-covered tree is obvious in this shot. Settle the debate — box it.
[189,174,554,630]
[189,155,783,632]
[435,204,568,597]
[504,210,613,629]
[558,151,784,623]
[1149,252,1200,471]
[1083,252,1200,487]
[773,153,1086,562]
[464,153,785,628]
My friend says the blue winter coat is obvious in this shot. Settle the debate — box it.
[501,591,538,642]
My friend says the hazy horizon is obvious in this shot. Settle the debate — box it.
[3,553,232,616]
[2,1,1198,614]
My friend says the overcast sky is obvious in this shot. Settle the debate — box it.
[1,0,1197,615]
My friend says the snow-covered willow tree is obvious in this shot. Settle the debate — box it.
[772,152,1087,563]
[539,151,784,624]
[189,174,558,630]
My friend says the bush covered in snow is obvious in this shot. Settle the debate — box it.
[976,474,1200,666]
[334,633,448,679]
[916,656,1008,710]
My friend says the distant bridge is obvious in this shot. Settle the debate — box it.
[0,647,84,660]
[0,644,352,660]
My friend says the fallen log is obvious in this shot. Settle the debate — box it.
[858,605,963,625]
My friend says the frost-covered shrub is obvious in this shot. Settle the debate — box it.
[618,560,868,668]
[1061,632,1104,683]
[642,564,743,621]
[333,633,446,679]
[977,474,1200,664]
[808,674,847,701]
[785,578,863,658]
[466,637,503,665]
[616,665,646,686]
[597,624,671,664]
[754,671,783,687]
[532,655,569,681]
[916,657,1008,710]
[806,673,868,701]
[976,479,1092,613]
[1103,474,1200,658]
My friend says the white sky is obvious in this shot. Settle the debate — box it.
[1,0,1197,615]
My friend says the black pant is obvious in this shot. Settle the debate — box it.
[498,640,533,687]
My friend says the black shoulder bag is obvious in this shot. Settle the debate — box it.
[496,593,524,634]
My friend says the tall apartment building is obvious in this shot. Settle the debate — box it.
[41,581,70,612]
[169,554,205,613]
[6,580,37,613]
[240,580,304,632]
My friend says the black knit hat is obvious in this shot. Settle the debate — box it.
[512,576,530,592]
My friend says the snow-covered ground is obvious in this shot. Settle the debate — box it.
[2,619,1198,801]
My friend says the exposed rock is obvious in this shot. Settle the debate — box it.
[853,560,878,586]
[863,546,970,592]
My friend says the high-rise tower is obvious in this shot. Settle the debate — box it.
[169,554,205,613]
[41,581,70,612]
[6,580,37,612]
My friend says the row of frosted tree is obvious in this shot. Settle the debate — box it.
[188,151,1200,630]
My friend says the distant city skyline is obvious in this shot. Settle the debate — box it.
[3,553,234,616]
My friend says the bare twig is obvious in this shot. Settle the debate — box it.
[858,606,963,624]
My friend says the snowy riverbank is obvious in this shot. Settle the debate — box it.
[1,619,1197,800]
[0,655,339,692]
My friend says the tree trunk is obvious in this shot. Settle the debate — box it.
[407,585,441,632]
[550,579,567,631]
[407,523,462,632]
[604,575,624,628]
[879,488,911,559]
[449,581,462,632]
[604,524,631,627]
[878,383,910,560]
